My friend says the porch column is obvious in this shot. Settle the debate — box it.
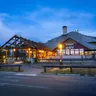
[35,49,38,58]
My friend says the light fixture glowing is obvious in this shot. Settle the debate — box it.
[28,48,31,51]
[13,49,16,52]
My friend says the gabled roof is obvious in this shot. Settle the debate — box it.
[45,31,96,50]
[1,35,50,50]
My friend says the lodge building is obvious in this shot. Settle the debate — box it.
[45,26,96,58]
[1,35,52,60]
[1,26,96,60]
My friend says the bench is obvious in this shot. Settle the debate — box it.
[0,64,22,72]
[42,65,96,73]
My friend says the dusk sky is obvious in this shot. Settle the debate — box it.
[0,0,96,45]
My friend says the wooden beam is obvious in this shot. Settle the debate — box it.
[1,35,20,48]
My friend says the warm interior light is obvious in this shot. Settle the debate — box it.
[80,52,84,55]
[42,50,44,53]
[26,51,28,53]
[28,48,31,51]
[30,51,32,53]
[3,56,5,58]
[13,49,16,51]
[39,50,41,52]
[39,50,44,53]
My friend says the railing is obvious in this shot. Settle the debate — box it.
[0,64,22,72]
[38,58,96,64]
[42,65,96,73]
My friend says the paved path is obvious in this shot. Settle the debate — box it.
[21,64,43,74]
[0,72,96,96]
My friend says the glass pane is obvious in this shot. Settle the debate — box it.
[75,49,79,55]
[66,49,70,55]
[62,49,65,55]
[71,49,74,55]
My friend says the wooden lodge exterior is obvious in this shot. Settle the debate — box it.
[1,35,53,60]
[1,26,96,60]
[45,26,96,59]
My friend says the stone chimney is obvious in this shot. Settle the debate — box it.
[62,26,67,34]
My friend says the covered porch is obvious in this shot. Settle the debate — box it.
[1,35,51,63]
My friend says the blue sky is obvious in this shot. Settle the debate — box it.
[0,0,96,45]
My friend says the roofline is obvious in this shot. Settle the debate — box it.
[1,35,19,48]
[52,37,90,51]
[1,35,50,50]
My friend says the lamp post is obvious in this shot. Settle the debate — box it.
[58,43,63,65]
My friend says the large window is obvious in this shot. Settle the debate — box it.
[65,43,74,49]
[66,49,70,55]
[57,48,84,56]
[62,49,65,55]
[80,49,84,55]
[70,49,74,55]
[75,49,79,55]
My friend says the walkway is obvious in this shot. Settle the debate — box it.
[21,64,43,74]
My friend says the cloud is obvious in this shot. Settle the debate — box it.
[25,7,95,40]
[0,15,15,45]
[0,7,95,45]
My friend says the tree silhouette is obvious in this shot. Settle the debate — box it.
[0,49,3,63]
